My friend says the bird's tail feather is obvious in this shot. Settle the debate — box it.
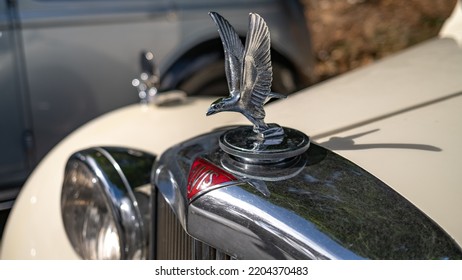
[269,92,287,99]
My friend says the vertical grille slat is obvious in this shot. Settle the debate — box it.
[155,193,231,260]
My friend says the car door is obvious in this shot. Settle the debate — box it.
[1,0,180,201]
[17,0,177,162]
[0,0,32,202]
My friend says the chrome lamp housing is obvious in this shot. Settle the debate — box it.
[61,147,155,260]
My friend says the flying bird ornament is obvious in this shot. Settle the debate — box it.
[206,12,310,161]
[206,12,286,140]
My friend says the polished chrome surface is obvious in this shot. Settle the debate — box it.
[188,186,359,259]
[132,51,186,105]
[206,12,285,139]
[153,129,462,259]
[62,147,155,259]
[132,51,161,104]
[220,152,307,181]
[219,125,310,163]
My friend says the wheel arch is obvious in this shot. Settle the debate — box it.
[159,37,309,96]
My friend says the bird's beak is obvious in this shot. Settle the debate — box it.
[206,107,216,116]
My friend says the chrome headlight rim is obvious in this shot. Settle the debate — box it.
[61,147,153,260]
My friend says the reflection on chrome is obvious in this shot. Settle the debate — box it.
[153,128,462,259]
[132,50,186,105]
[61,147,155,259]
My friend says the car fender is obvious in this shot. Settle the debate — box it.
[0,97,242,259]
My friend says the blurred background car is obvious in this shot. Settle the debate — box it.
[0,0,313,214]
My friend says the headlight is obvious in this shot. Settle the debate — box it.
[61,147,155,259]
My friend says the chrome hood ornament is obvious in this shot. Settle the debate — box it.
[206,12,285,137]
[207,12,309,161]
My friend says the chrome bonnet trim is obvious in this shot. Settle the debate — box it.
[188,186,362,260]
[154,164,188,230]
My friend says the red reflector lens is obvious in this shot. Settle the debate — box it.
[187,157,237,201]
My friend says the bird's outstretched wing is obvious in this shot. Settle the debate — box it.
[240,13,274,118]
[209,12,244,98]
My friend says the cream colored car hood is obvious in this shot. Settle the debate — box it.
[2,4,462,258]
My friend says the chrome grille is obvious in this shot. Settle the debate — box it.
[155,192,231,260]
